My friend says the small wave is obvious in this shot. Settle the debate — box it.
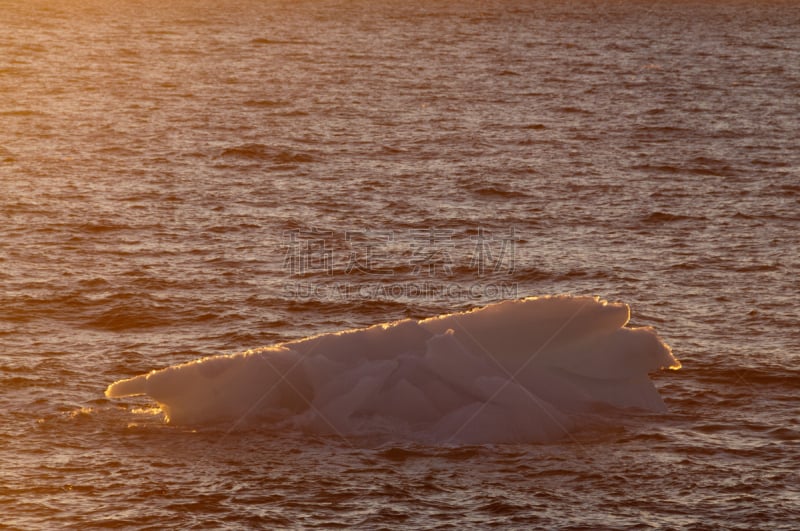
[73,293,222,332]
[77,277,111,288]
[251,38,316,45]
[767,427,800,441]
[461,180,526,199]
[631,164,682,174]
[242,99,286,107]
[380,145,406,154]
[0,67,31,76]
[79,222,133,233]
[1,376,47,388]
[85,303,173,331]
[669,262,703,271]
[95,146,140,156]
[0,145,15,162]
[695,365,800,389]
[275,109,310,117]
[555,106,592,114]
[685,157,738,177]
[732,211,793,221]
[734,263,782,273]
[555,268,615,281]
[513,266,553,282]
[473,186,517,198]
[635,125,691,135]
[641,211,707,224]
[751,41,791,51]
[216,143,314,163]
[0,110,45,117]
[378,447,433,462]
[477,498,533,515]
[750,158,790,168]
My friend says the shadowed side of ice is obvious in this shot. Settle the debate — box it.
[105,296,681,443]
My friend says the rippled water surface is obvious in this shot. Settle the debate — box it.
[2,0,799,528]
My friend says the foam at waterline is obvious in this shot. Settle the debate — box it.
[105,295,681,443]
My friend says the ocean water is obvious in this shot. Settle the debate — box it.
[1,0,799,528]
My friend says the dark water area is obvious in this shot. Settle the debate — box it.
[1,0,799,528]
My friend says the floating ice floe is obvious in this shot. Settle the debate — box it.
[106,295,680,443]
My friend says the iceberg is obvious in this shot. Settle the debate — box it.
[105,296,680,443]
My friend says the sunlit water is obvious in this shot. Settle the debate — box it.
[1,0,799,528]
